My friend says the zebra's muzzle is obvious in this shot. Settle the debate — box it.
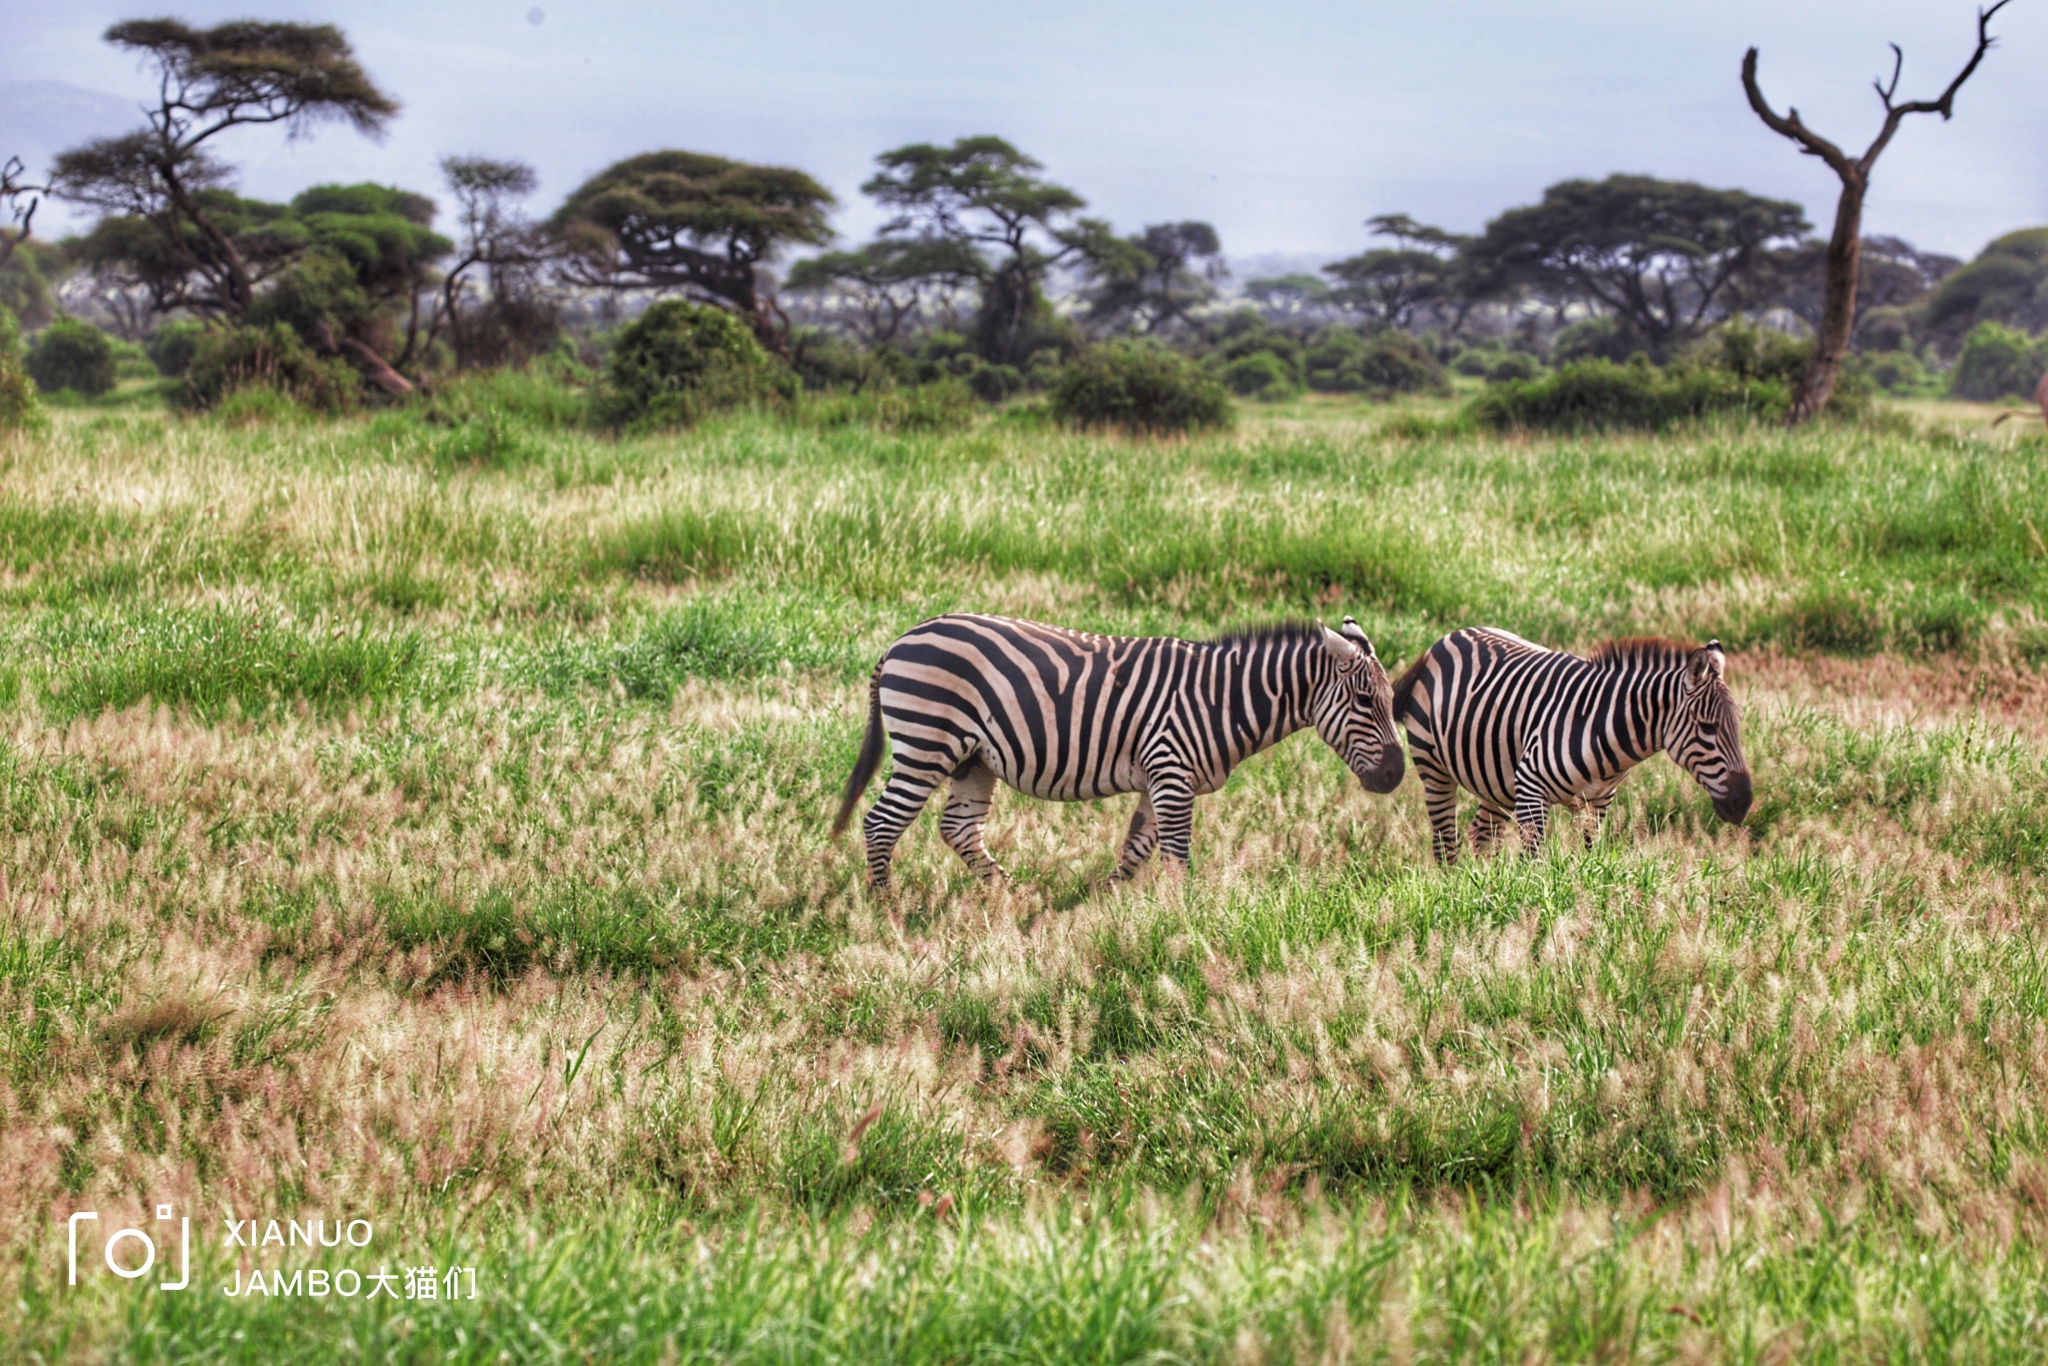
[1357,748,1406,794]
[1712,771,1753,823]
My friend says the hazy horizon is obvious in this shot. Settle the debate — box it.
[4,0,2045,264]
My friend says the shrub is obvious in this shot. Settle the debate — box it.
[1486,353,1543,384]
[1552,316,1643,364]
[944,354,1025,403]
[1452,347,1497,377]
[175,323,359,415]
[25,318,117,396]
[1050,342,1233,434]
[148,320,207,378]
[1948,321,2046,402]
[1303,328,1450,397]
[1469,357,1785,433]
[800,379,979,433]
[594,300,793,429]
[0,306,41,430]
[1867,351,1936,396]
[1218,351,1298,400]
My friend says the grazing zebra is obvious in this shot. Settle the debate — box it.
[1393,627,1752,863]
[832,613,1406,888]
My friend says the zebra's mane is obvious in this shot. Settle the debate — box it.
[1204,621,1328,651]
[1584,637,1695,670]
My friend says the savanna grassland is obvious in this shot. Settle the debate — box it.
[5,384,2048,1362]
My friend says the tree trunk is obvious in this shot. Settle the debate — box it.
[1789,175,1866,423]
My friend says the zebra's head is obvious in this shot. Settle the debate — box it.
[1664,640,1752,823]
[1314,618,1405,794]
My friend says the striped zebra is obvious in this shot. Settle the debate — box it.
[1393,627,1752,863]
[832,613,1406,887]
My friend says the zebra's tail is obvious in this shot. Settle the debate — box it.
[831,671,887,838]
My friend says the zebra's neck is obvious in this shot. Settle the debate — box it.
[1586,658,1686,770]
[1200,633,1330,760]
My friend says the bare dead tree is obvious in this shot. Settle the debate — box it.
[1743,1,2012,424]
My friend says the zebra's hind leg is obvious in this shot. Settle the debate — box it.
[861,759,947,889]
[1110,792,1158,881]
[939,759,1007,883]
[1583,781,1622,849]
[1470,806,1510,855]
[1421,770,1461,865]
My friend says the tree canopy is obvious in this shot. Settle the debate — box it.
[784,237,983,346]
[1919,227,2048,343]
[51,20,398,319]
[862,136,1099,364]
[1078,222,1225,337]
[551,150,835,353]
[1463,175,1808,359]
[1323,215,1470,330]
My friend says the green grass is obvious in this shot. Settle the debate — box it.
[2,392,2046,1361]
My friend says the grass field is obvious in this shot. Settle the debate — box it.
[4,385,2048,1362]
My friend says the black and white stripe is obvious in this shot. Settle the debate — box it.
[1393,627,1752,863]
[833,613,1406,887]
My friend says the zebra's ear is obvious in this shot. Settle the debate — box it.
[1323,626,1362,664]
[1689,641,1727,686]
[1340,618,1376,657]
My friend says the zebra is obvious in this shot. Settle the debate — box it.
[832,613,1406,888]
[1392,627,1752,863]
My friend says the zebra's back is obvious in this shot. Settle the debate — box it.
[877,613,1173,801]
[1395,627,1598,810]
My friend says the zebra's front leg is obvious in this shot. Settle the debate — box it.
[1421,770,1461,865]
[1110,792,1158,881]
[1470,806,1510,855]
[939,759,1007,883]
[861,761,945,889]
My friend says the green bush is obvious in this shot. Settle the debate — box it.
[1486,352,1543,384]
[1218,351,1298,400]
[1552,316,1642,364]
[1469,357,1786,433]
[24,318,117,397]
[594,300,793,430]
[175,323,359,415]
[1866,351,1937,396]
[800,379,979,432]
[1303,328,1450,397]
[148,320,207,378]
[0,306,41,430]
[1948,321,2046,402]
[1050,342,1233,434]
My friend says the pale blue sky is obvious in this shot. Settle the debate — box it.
[3,1,2044,264]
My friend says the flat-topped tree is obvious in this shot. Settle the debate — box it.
[1462,176,1808,362]
[1079,222,1225,338]
[551,151,835,357]
[50,20,397,319]
[1743,1,2012,423]
[1324,215,1471,331]
[863,137,1100,365]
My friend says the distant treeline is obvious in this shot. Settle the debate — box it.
[2,16,2044,414]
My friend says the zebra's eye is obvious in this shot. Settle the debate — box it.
[1700,723,1719,739]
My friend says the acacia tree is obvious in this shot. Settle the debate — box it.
[0,157,47,272]
[862,137,1103,365]
[1462,175,1808,360]
[1323,214,1470,330]
[1078,221,1225,337]
[1743,1,2011,422]
[432,156,557,367]
[783,237,983,347]
[50,20,397,321]
[551,151,834,355]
